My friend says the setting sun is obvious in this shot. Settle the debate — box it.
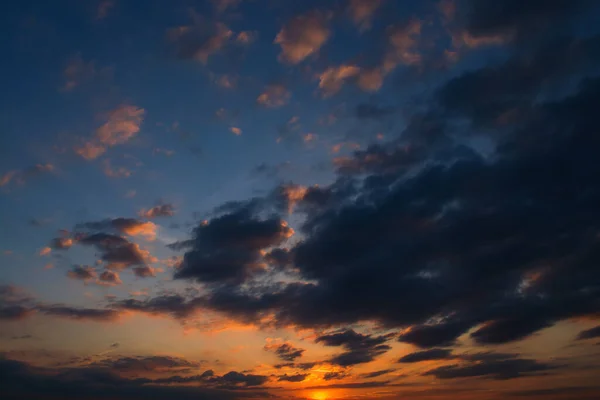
[311,391,329,400]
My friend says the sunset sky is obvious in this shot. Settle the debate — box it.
[1,1,600,399]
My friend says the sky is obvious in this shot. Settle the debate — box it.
[1,0,600,399]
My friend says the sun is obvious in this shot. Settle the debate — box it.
[311,391,329,400]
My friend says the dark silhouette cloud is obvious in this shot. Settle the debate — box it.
[423,352,559,380]
[277,373,307,382]
[316,329,392,366]
[264,342,305,362]
[398,348,454,363]
[0,357,270,400]
[577,325,600,340]
[359,369,396,379]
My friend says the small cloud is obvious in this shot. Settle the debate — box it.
[39,247,52,256]
[303,133,317,143]
[230,127,242,135]
[318,65,361,96]
[75,105,145,160]
[275,10,331,64]
[236,31,257,45]
[139,203,176,219]
[98,270,122,286]
[348,0,384,31]
[257,84,290,108]
[167,22,233,64]
[67,265,97,282]
[0,164,55,188]
[125,190,137,198]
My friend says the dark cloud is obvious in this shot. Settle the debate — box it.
[92,355,202,373]
[398,348,454,363]
[462,0,594,42]
[99,270,122,285]
[397,320,472,348]
[323,371,349,381]
[264,343,305,362]
[577,325,600,340]
[0,285,35,321]
[424,352,559,380]
[66,265,97,281]
[277,373,307,382]
[37,305,120,322]
[315,330,392,366]
[174,202,293,285]
[359,369,396,379]
[112,294,202,319]
[305,381,390,389]
[207,371,269,387]
[77,218,156,239]
[78,233,154,271]
[273,362,318,370]
[0,357,269,400]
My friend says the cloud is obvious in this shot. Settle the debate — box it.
[398,348,454,363]
[37,305,121,322]
[66,265,97,281]
[75,105,145,160]
[98,270,122,286]
[50,237,75,250]
[92,355,202,374]
[577,325,600,340]
[275,10,330,64]
[315,329,392,366]
[317,65,361,97]
[359,369,396,379]
[77,233,157,271]
[78,218,157,240]
[0,164,54,188]
[0,285,36,321]
[277,373,307,382]
[61,54,98,91]
[39,247,52,256]
[347,0,384,31]
[423,352,559,380]
[256,84,290,108]
[0,357,271,399]
[168,22,233,64]
[113,294,201,319]
[173,202,294,285]
[139,203,175,219]
[230,127,242,135]
[264,341,305,362]
[383,19,422,71]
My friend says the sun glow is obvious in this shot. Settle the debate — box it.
[311,391,329,400]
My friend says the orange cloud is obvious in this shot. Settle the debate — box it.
[167,22,233,64]
[75,105,145,160]
[0,164,55,188]
[96,0,115,20]
[318,65,361,96]
[275,11,330,64]
[257,84,290,108]
[230,126,242,135]
[348,0,384,31]
[39,247,52,256]
[120,221,157,240]
[383,19,422,72]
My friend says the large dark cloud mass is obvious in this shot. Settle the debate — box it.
[149,0,600,357]
[0,356,270,400]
